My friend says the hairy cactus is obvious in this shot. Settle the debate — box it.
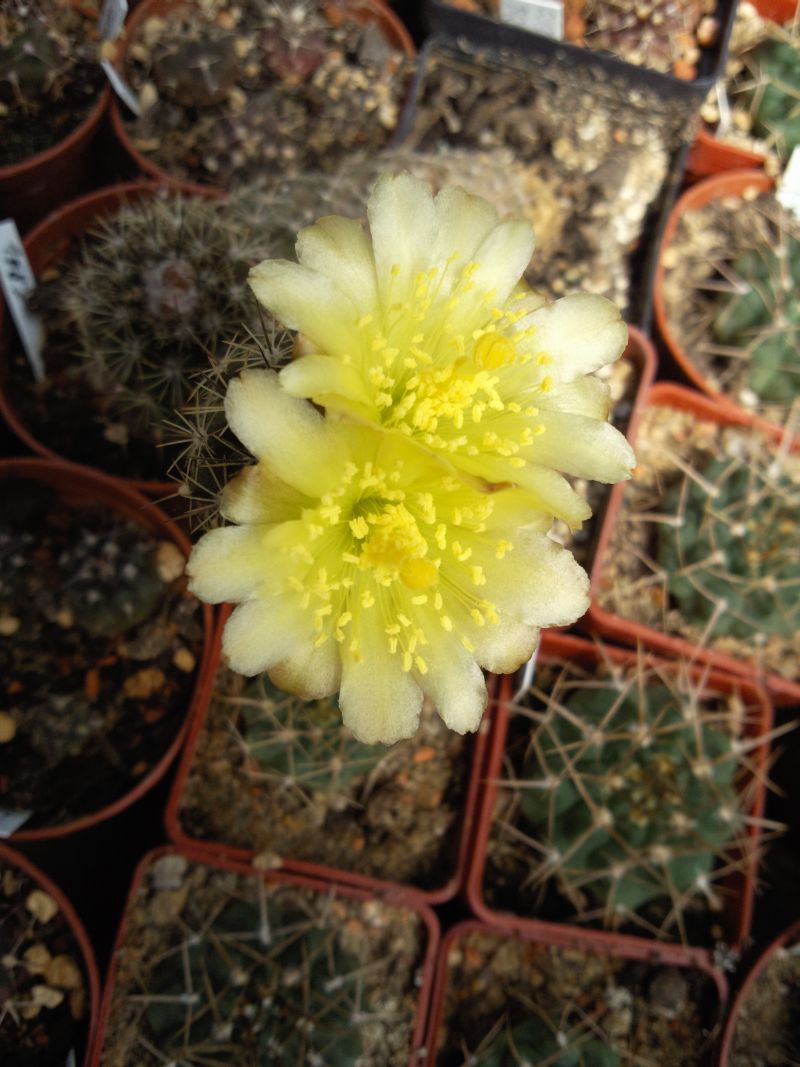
[234,674,384,806]
[0,1,90,108]
[748,37,800,158]
[51,189,303,460]
[657,455,800,642]
[475,1016,620,1067]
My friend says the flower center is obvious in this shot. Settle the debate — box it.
[356,502,438,590]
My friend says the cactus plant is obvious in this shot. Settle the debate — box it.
[233,674,384,803]
[98,852,427,1067]
[474,1015,620,1067]
[656,454,800,642]
[0,0,102,164]
[711,232,800,404]
[747,36,800,159]
[487,652,762,942]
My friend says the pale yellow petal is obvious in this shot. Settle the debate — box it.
[225,370,346,496]
[524,293,628,380]
[295,215,378,320]
[248,259,360,360]
[418,632,487,735]
[483,531,590,628]
[470,219,535,305]
[279,353,378,417]
[222,599,313,677]
[221,464,311,525]
[540,376,611,419]
[367,171,436,304]
[473,618,540,675]
[527,411,635,482]
[268,638,341,701]
[431,185,499,290]
[339,617,423,744]
[458,457,591,529]
[186,525,269,603]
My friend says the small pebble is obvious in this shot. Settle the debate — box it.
[0,616,20,636]
[0,713,16,743]
[26,890,59,924]
[172,647,196,673]
[156,541,185,582]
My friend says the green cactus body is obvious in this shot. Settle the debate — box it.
[143,891,363,1063]
[749,38,800,157]
[517,675,741,923]
[712,238,800,403]
[235,675,384,803]
[657,456,800,640]
[475,1017,620,1067]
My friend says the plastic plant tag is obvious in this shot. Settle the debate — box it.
[0,808,33,838]
[98,0,128,41]
[500,0,564,40]
[64,1051,77,1067]
[101,59,142,117]
[777,146,800,221]
[0,219,45,382]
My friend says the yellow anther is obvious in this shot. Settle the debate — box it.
[411,594,428,605]
[402,650,413,672]
[397,614,412,628]
[536,353,552,366]
[440,615,453,632]
[314,633,328,648]
[400,556,439,590]
[350,517,369,540]
[474,331,517,370]
[434,591,443,611]
[470,608,486,627]
[337,612,352,628]
[462,635,476,652]
[539,376,553,393]
[361,589,375,608]
[495,540,513,559]
[470,565,486,586]
[415,655,429,675]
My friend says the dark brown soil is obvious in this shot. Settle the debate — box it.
[0,478,203,831]
[98,852,427,1067]
[178,670,469,891]
[435,928,720,1065]
[0,861,90,1067]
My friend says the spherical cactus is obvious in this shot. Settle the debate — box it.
[475,1016,620,1067]
[515,668,747,933]
[657,455,800,641]
[749,37,800,159]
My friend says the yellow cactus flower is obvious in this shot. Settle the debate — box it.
[249,172,635,529]
[186,370,589,745]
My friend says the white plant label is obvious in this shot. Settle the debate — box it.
[98,0,128,41]
[500,0,564,41]
[64,1051,77,1067]
[777,146,800,221]
[101,58,142,117]
[0,220,45,382]
[0,808,33,837]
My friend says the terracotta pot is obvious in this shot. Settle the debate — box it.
[0,457,215,841]
[423,919,727,1067]
[164,604,488,905]
[588,382,800,705]
[0,181,208,498]
[110,0,416,196]
[718,917,800,1065]
[653,170,782,438]
[87,844,439,1066]
[0,840,101,1066]
[0,32,110,235]
[465,635,773,960]
[685,0,798,179]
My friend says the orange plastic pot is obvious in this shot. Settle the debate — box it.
[87,844,440,1066]
[423,919,727,1066]
[0,32,110,236]
[0,841,101,1065]
[164,604,489,905]
[718,918,800,1065]
[465,635,773,962]
[588,382,800,705]
[0,181,212,498]
[110,0,416,196]
[0,457,215,841]
[685,0,797,179]
[653,170,793,438]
